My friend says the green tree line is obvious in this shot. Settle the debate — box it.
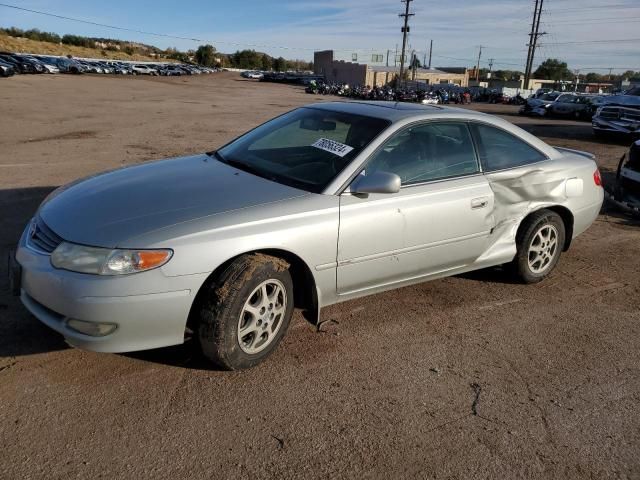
[479,59,639,83]
[195,45,312,71]
[0,27,313,71]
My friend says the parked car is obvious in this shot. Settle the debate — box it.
[11,102,603,369]
[24,55,59,74]
[11,54,46,73]
[547,93,593,120]
[31,56,63,73]
[519,92,561,116]
[79,61,102,74]
[605,139,640,216]
[159,65,183,76]
[242,70,264,79]
[54,57,85,74]
[131,64,158,75]
[0,53,37,74]
[592,87,640,138]
[0,58,16,77]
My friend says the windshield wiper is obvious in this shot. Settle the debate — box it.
[212,151,279,183]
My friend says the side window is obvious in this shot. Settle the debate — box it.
[470,123,546,172]
[364,122,479,185]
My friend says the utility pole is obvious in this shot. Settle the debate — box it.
[524,0,546,90]
[386,49,390,67]
[488,58,494,78]
[410,49,416,81]
[524,0,538,89]
[398,0,414,86]
[428,39,433,69]
[394,43,398,67]
[475,45,483,82]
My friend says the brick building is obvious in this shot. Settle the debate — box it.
[314,50,469,87]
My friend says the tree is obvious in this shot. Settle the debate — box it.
[533,58,573,81]
[229,50,263,69]
[584,72,604,83]
[195,44,217,67]
[272,56,286,72]
[261,54,271,71]
[491,69,524,81]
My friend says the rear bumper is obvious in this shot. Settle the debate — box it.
[15,225,209,353]
[573,197,604,238]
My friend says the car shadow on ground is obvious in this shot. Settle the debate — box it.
[456,266,522,284]
[121,342,219,370]
[0,186,69,358]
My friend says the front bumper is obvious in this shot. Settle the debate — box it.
[592,117,640,135]
[15,225,209,353]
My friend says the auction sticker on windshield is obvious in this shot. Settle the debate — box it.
[311,138,354,157]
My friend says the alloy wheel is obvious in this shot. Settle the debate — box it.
[237,279,287,354]
[527,224,559,274]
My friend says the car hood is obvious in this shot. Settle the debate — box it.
[601,95,640,107]
[39,154,308,248]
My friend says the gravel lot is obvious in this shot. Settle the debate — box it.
[1,72,639,480]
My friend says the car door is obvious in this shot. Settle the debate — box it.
[337,121,495,296]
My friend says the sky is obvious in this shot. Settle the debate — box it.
[1,0,639,73]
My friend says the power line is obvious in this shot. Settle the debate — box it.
[540,38,640,45]
[545,4,640,12]
[549,15,640,24]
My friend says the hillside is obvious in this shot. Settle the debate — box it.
[0,33,172,61]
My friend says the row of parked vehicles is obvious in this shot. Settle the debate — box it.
[519,91,607,120]
[519,87,640,139]
[0,51,217,78]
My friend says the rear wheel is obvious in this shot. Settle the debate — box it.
[509,210,565,284]
[198,254,293,370]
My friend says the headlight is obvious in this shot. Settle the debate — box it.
[51,242,172,275]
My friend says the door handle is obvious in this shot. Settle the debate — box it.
[471,197,489,209]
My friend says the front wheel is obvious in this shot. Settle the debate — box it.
[509,210,565,284]
[198,254,293,370]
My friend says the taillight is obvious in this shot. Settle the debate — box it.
[593,168,602,187]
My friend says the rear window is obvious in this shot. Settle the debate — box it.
[470,123,547,172]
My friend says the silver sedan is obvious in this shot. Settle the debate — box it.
[12,102,604,369]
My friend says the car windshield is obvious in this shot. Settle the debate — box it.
[541,93,560,101]
[215,107,390,193]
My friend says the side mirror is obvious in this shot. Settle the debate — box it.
[350,171,401,195]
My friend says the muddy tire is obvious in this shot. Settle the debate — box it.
[198,254,294,370]
[509,210,565,284]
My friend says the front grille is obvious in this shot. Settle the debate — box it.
[28,217,64,254]
[599,106,640,122]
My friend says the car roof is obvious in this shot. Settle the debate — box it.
[307,101,489,122]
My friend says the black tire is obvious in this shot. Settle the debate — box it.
[198,253,294,370]
[509,209,565,284]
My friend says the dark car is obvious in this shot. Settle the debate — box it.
[0,53,37,74]
[519,92,561,116]
[0,58,16,77]
[11,54,46,73]
[56,57,85,74]
[548,93,593,120]
[592,89,640,138]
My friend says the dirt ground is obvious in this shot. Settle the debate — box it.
[1,72,639,480]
